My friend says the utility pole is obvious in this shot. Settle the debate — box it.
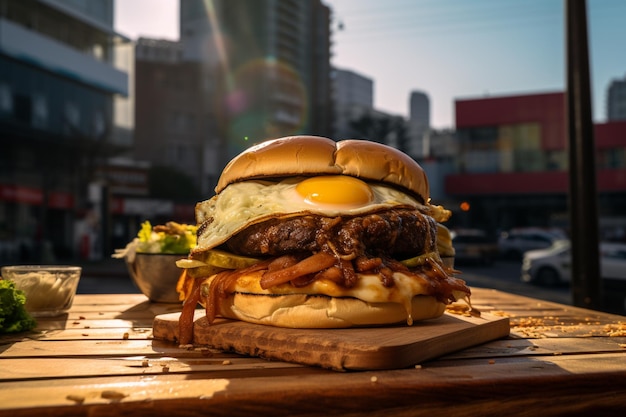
[565,0,602,310]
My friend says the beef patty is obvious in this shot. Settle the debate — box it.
[226,208,437,259]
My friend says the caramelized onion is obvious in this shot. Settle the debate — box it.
[189,250,470,333]
[260,251,336,289]
[312,266,343,283]
[178,276,202,344]
[354,256,383,272]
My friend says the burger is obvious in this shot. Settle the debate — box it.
[175,136,469,342]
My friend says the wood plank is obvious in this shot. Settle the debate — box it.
[0,356,308,381]
[2,353,626,416]
[1,330,150,346]
[34,318,155,330]
[153,310,510,371]
[0,339,237,359]
[70,294,150,306]
[442,336,626,359]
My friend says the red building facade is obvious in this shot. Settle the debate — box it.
[446,92,626,236]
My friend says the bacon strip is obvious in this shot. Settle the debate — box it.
[260,252,336,289]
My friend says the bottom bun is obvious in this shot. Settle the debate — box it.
[208,292,446,328]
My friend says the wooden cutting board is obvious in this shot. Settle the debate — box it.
[153,310,509,371]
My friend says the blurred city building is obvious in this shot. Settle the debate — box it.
[333,68,374,108]
[332,67,373,139]
[0,0,132,262]
[417,128,458,203]
[176,0,333,162]
[607,74,626,121]
[408,90,430,158]
[5,1,624,265]
[331,67,409,153]
[134,37,220,196]
[445,91,626,238]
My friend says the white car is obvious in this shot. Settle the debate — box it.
[498,228,567,259]
[521,240,626,286]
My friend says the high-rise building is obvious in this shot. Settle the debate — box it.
[0,0,131,261]
[332,68,374,139]
[333,68,374,108]
[607,75,626,121]
[408,90,430,158]
[134,37,221,196]
[409,91,430,130]
[179,0,333,159]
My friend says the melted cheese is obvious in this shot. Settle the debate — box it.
[205,270,434,325]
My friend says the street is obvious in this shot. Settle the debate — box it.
[456,259,573,306]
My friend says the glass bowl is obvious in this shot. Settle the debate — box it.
[1,265,81,317]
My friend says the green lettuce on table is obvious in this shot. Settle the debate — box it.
[0,279,36,334]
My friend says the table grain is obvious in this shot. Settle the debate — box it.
[1,288,626,416]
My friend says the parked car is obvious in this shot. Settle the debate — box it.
[451,229,499,265]
[521,240,626,286]
[498,228,566,259]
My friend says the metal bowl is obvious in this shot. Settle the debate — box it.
[126,253,185,303]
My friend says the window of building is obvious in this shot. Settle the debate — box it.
[0,83,12,114]
[14,94,32,124]
[93,110,106,138]
[546,150,567,170]
[598,148,626,169]
[64,101,81,135]
[32,93,48,129]
[459,123,552,173]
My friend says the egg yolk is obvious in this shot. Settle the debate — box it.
[295,175,373,208]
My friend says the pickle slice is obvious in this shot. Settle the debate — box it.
[178,249,260,270]
[400,252,439,268]
[187,264,225,279]
[201,249,260,269]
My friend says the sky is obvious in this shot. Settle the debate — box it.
[114,0,626,129]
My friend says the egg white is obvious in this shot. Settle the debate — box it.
[194,177,425,253]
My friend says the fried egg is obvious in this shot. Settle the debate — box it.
[194,175,425,253]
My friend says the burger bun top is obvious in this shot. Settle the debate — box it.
[215,136,430,203]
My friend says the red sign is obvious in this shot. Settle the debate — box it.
[0,184,43,205]
[48,191,75,209]
[0,184,74,208]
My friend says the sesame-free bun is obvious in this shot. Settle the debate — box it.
[199,269,449,328]
[216,293,446,328]
[215,136,430,203]
[206,292,445,329]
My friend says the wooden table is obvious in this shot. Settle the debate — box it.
[1,288,626,416]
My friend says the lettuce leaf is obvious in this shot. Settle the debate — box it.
[136,221,197,254]
[0,279,37,333]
